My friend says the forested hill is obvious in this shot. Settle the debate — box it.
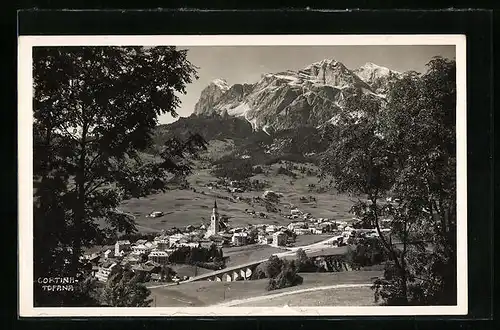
[151,113,329,164]
[152,113,254,147]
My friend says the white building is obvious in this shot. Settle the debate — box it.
[232,232,248,246]
[104,249,114,259]
[95,262,118,282]
[265,225,277,234]
[177,242,200,248]
[311,228,323,235]
[258,234,273,245]
[287,222,306,231]
[131,244,152,255]
[295,228,313,235]
[148,250,169,264]
[156,239,170,251]
[169,233,184,247]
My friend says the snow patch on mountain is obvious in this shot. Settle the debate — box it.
[226,102,251,117]
[354,62,402,94]
[262,124,272,136]
[211,78,230,91]
[193,59,402,131]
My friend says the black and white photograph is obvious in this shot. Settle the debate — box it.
[18,35,467,316]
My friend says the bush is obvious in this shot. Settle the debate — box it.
[267,260,303,291]
[168,244,224,265]
[252,255,303,291]
[251,263,269,280]
[296,249,324,272]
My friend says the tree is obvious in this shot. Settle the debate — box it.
[345,237,386,269]
[295,248,317,272]
[159,265,176,282]
[372,57,457,306]
[320,57,457,305]
[247,227,259,244]
[267,260,303,291]
[33,46,202,306]
[101,268,153,307]
[262,255,283,279]
[296,248,309,268]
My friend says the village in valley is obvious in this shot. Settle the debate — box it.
[82,163,393,294]
[30,44,458,309]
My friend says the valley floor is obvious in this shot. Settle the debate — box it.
[118,160,355,233]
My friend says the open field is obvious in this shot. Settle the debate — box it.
[119,143,355,233]
[149,270,382,307]
[292,234,334,247]
[222,244,289,267]
[169,264,215,278]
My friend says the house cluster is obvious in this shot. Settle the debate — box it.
[82,197,395,284]
[284,207,340,234]
[81,199,286,283]
[206,179,246,193]
[81,234,191,284]
[327,218,393,246]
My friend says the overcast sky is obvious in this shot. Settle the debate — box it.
[160,45,456,124]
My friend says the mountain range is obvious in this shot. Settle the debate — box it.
[191,59,402,132]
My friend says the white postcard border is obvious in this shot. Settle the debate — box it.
[18,34,467,317]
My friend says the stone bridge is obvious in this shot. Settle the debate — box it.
[187,260,264,283]
[185,245,350,283]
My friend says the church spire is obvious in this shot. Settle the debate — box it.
[210,198,220,235]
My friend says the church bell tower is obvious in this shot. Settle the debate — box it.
[210,199,219,234]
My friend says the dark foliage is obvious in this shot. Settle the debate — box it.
[320,57,457,305]
[168,244,224,266]
[345,237,387,269]
[152,113,254,147]
[250,255,303,291]
[101,268,152,307]
[33,46,199,307]
[211,158,256,181]
[267,259,303,291]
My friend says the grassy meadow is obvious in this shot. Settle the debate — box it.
[119,139,356,233]
[149,270,382,307]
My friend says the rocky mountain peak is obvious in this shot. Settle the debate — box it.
[354,63,402,94]
[210,78,230,91]
[194,78,231,115]
[192,59,403,131]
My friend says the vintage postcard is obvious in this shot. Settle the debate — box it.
[18,34,467,317]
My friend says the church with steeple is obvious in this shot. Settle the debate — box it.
[210,199,219,234]
[205,199,220,238]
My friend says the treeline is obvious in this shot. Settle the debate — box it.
[211,153,316,182]
[211,158,256,181]
[168,245,225,269]
[152,114,254,150]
